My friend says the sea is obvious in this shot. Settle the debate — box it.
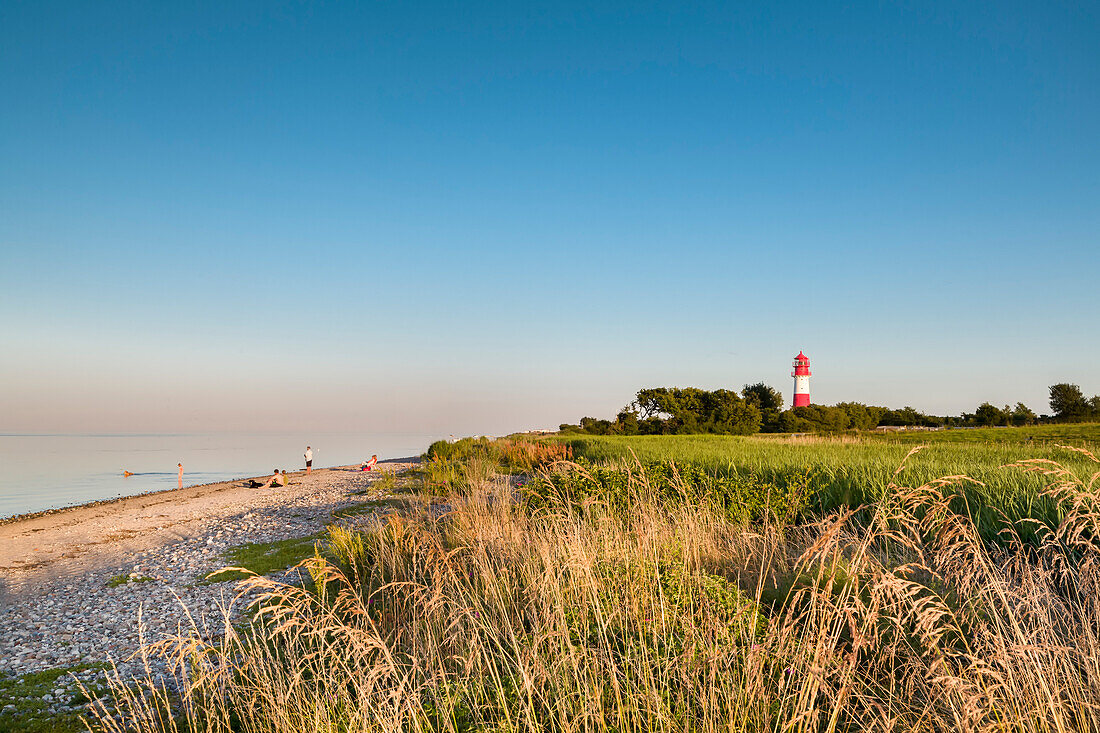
[0,432,442,519]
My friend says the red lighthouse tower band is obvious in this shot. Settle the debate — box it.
[792,351,811,407]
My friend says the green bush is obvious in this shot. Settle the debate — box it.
[423,437,572,476]
[424,437,482,462]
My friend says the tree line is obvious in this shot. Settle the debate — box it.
[559,382,1100,436]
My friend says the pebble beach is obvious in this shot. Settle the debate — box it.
[0,463,410,721]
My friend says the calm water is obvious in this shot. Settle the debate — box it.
[0,433,441,519]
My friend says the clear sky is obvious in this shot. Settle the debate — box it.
[1,0,1097,435]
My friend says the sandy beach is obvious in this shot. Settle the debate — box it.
[0,461,414,684]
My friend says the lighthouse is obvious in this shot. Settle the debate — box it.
[792,351,811,407]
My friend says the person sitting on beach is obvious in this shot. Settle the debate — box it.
[361,455,378,472]
[244,469,284,489]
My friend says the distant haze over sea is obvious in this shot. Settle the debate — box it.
[0,432,441,519]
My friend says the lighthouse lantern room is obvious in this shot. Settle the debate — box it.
[792,351,811,407]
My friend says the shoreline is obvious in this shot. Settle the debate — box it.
[0,459,419,585]
[0,459,415,686]
[0,455,421,526]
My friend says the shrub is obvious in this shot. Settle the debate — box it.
[424,437,571,472]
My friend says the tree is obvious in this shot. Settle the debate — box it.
[572,384,969,437]
[742,382,783,432]
[1049,383,1089,422]
[614,409,640,435]
[635,388,675,420]
[835,402,883,431]
[776,410,814,433]
[879,406,944,427]
[1011,402,1037,426]
[974,402,1009,427]
[579,417,613,435]
[702,390,762,435]
[782,405,850,432]
[741,383,784,412]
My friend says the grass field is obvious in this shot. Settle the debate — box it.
[544,425,1100,540]
[864,423,1100,445]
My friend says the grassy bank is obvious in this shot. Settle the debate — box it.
[545,427,1100,538]
[89,443,1100,732]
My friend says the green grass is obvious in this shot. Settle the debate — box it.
[864,422,1100,445]
[331,501,381,519]
[544,427,1100,540]
[350,470,403,496]
[203,533,324,584]
[333,496,416,518]
[104,573,155,588]
[0,664,107,733]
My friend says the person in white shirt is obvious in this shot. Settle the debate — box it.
[304,446,313,475]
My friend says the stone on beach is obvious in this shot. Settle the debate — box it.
[0,464,404,683]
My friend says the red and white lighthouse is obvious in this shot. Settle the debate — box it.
[792,351,811,407]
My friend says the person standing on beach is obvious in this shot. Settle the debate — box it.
[304,446,313,475]
[177,462,183,489]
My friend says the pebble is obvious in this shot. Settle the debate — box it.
[0,470,394,683]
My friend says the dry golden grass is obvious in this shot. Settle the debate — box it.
[88,451,1100,732]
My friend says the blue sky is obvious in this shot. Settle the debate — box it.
[1,0,1097,434]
